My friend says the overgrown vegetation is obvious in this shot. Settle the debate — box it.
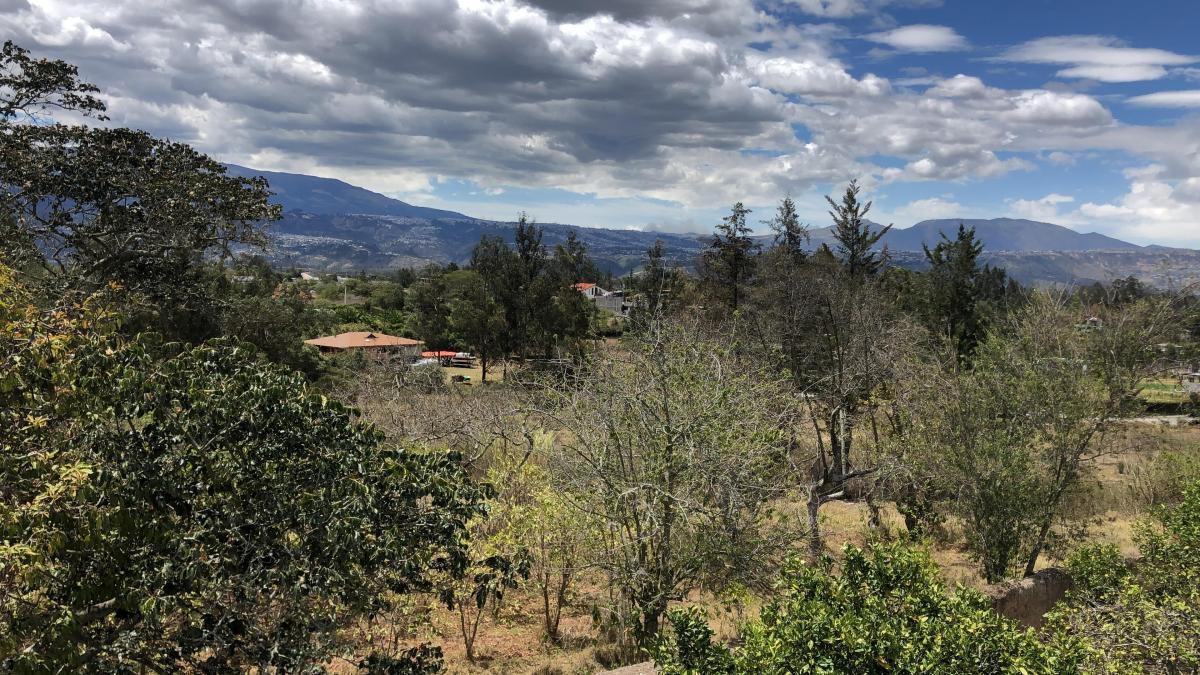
[3,42,1199,673]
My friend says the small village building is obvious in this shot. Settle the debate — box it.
[572,282,606,298]
[299,271,319,281]
[1185,368,1200,394]
[573,282,629,317]
[304,331,424,358]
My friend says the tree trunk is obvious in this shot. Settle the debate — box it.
[807,487,822,559]
[1024,517,1054,577]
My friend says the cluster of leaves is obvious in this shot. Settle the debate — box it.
[652,542,1087,675]
[0,269,486,671]
[0,42,278,325]
[1047,482,1200,673]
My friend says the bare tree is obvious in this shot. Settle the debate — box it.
[750,255,918,557]
[541,320,800,648]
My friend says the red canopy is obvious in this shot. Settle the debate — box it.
[421,350,458,358]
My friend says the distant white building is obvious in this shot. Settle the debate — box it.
[572,282,607,298]
[573,282,628,317]
[299,271,318,281]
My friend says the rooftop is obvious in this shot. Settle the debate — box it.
[304,331,424,350]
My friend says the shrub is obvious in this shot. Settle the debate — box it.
[653,542,1086,674]
[1047,481,1200,673]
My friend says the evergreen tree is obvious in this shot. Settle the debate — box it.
[406,265,454,349]
[447,270,507,381]
[826,180,891,279]
[923,223,986,360]
[470,234,521,358]
[768,195,808,261]
[628,239,679,330]
[701,202,758,311]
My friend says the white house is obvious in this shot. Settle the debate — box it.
[572,282,607,298]
[573,282,628,317]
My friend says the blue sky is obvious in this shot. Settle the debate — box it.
[5,0,1199,245]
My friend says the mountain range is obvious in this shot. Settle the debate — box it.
[227,165,1200,288]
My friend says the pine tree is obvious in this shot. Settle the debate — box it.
[923,223,985,359]
[768,195,808,261]
[702,202,759,311]
[826,180,891,279]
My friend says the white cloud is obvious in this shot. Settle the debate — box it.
[998,35,1197,83]
[1003,90,1112,126]
[750,55,889,97]
[1010,193,1075,222]
[3,0,1198,246]
[785,0,866,18]
[887,196,963,224]
[1046,151,1076,165]
[1077,175,1200,246]
[865,24,967,53]
[1127,90,1200,108]
[926,74,996,98]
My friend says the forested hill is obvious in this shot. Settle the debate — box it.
[232,165,1198,286]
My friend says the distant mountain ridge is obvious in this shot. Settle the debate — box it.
[227,164,1198,287]
[224,164,473,221]
[804,218,1143,253]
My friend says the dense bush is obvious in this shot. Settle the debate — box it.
[0,271,486,672]
[652,542,1086,674]
[1049,481,1200,673]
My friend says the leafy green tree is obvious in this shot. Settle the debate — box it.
[470,234,522,358]
[701,202,758,311]
[0,270,486,672]
[219,286,334,379]
[513,214,552,355]
[896,293,1171,580]
[406,264,455,349]
[651,543,1086,674]
[0,42,278,326]
[447,270,506,381]
[826,179,891,279]
[549,229,601,286]
[544,230,599,358]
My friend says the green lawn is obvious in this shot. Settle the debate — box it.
[1140,378,1190,404]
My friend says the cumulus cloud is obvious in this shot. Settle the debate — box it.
[865,24,967,53]
[998,35,1197,83]
[1127,90,1200,108]
[1077,175,1200,246]
[749,55,890,97]
[1010,193,1075,222]
[1,0,1197,245]
[887,196,963,224]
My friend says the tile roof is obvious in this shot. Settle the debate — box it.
[304,331,424,350]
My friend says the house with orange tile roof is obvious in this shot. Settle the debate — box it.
[572,282,606,299]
